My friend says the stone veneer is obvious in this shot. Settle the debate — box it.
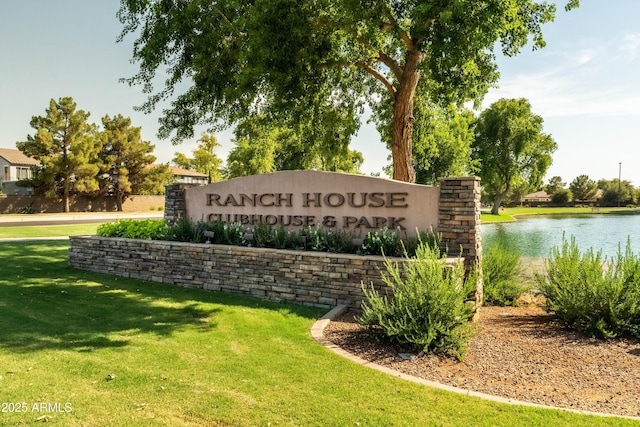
[69,176,482,311]
[69,236,408,310]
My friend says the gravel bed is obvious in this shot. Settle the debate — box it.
[323,304,640,418]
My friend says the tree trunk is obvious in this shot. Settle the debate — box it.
[391,50,423,183]
[491,196,502,215]
[63,190,70,213]
[116,193,123,212]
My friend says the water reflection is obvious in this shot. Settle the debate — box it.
[481,214,640,258]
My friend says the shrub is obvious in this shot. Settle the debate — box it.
[359,227,402,257]
[536,236,640,339]
[222,222,245,246]
[164,217,198,242]
[251,222,274,248]
[551,189,572,205]
[96,219,167,240]
[356,242,476,360]
[272,226,289,249]
[95,219,442,258]
[403,229,441,257]
[482,235,526,306]
[321,228,356,254]
[298,225,354,253]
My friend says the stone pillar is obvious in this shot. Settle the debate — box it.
[164,183,197,224]
[438,177,483,307]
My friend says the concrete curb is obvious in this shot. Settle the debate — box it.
[310,305,640,421]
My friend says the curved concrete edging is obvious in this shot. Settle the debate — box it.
[311,305,640,421]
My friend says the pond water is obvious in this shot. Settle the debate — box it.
[481,214,640,258]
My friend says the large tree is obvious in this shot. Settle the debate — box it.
[544,176,566,196]
[411,103,477,185]
[597,179,636,207]
[173,133,225,183]
[569,175,598,202]
[226,115,363,178]
[16,97,100,212]
[473,98,557,214]
[100,114,173,211]
[118,0,578,182]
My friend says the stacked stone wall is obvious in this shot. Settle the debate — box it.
[69,236,408,310]
[437,177,483,303]
[68,176,482,311]
[164,184,197,224]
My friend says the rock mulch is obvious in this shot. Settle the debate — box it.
[323,303,640,418]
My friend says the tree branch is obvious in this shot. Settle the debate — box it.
[381,6,413,50]
[377,50,403,81]
[356,62,396,97]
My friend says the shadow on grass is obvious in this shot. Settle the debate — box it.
[0,241,323,353]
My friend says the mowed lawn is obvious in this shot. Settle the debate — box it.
[481,206,640,223]
[0,240,636,426]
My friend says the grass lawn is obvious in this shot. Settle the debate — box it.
[481,206,640,223]
[0,241,635,426]
[0,223,99,238]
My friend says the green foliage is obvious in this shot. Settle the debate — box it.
[473,98,557,214]
[251,222,274,248]
[163,216,200,242]
[544,176,566,196]
[118,0,570,182]
[551,188,573,206]
[482,236,525,306]
[356,243,475,360]
[226,115,363,178]
[222,222,246,246]
[273,226,289,249]
[358,227,441,257]
[95,219,442,258]
[96,219,167,240]
[569,175,598,201]
[16,97,100,212]
[172,133,225,183]
[536,236,640,339]
[100,114,173,210]
[359,228,403,257]
[598,178,636,207]
[16,100,172,213]
[296,225,353,254]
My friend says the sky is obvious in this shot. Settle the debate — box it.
[1,1,639,186]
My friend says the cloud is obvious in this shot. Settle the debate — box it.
[484,42,640,119]
[620,33,640,60]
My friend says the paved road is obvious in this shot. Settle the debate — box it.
[0,212,163,227]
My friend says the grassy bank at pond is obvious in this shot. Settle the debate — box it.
[0,240,636,426]
[481,206,640,224]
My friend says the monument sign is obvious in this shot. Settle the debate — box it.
[184,170,440,237]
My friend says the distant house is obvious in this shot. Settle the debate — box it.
[521,190,550,205]
[0,148,39,195]
[168,166,209,185]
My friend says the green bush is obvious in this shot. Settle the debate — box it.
[551,188,573,205]
[222,222,245,246]
[272,226,289,249]
[482,235,525,306]
[359,227,402,257]
[356,243,476,360]
[251,222,274,248]
[96,219,167,240]
[96,219,442,258]
[536,236,640,339]
[164,216,199,242]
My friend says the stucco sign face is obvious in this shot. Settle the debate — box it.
[184,171,439,237]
